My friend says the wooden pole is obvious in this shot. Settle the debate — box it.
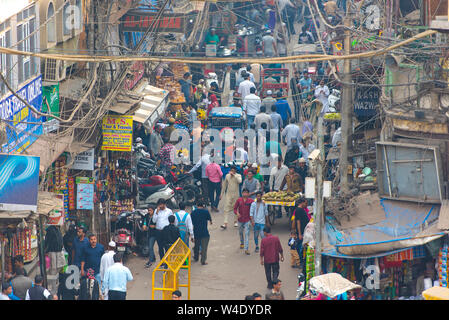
[38,215,48,288]
[314,115,324,276]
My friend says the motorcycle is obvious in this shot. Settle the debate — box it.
[296,272,306,300]
[112,211,149,258]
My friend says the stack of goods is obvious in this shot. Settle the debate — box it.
[110,200,134,216]
[170,62,189,79]
[10,228,33,262]
[54,156,69,216]
[439,243,449,287]
[262,191,300,202]
[305,246,315,291]
[155,62,189,105]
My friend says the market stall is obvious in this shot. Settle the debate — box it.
[262,191,301,225]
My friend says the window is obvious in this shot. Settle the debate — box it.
[17,20,33,84]
[47,2,56,43]
[0,30,11,97]
[63,2,70,36]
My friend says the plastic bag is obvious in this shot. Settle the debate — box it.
[303,221,315,248]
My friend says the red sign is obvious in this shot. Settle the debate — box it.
[122,11,186,33]
[68,177,75,211]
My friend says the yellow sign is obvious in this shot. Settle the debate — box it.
[101,115,133,151]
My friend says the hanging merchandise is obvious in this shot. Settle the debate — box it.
[68,177,75,211]
[439,242,449,288]
[305,245,315,291]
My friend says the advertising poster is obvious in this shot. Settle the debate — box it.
[0,154,40,211]
[76,177,94,210]
[0,76,43,153]
[102,115,133,151]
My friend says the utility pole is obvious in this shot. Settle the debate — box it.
[314,104,324,277]
[339,11,353,193]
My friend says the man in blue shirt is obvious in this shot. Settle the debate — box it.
[179,72,192,104]
[191,200,212,265]
[102,252,133,300]
[299,72,312,99]
[72,226,89,269]
[81,234,105,284]
[274,92,292,128]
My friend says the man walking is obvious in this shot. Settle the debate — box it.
[269,158,289,192]
[262,29,277,57]
[260,226,284,289]
[10,268,32,300]
[282,118,302,151]
[293,198,310,269]
[274,91,292,127]
[102,253,133,300]
[234,189,254,255]
[152,199,174,260]
[254,105,274,131]
[238,73,256,100]
[270,104,283,143]
[25,275,57,300]
[72,226,89,270]
[148,125,163,159]
[205,158,223,212]
[243,87,261,128]
[162,215,181,252]
[191,200,213,265]
[81,234,105,284]
[262,90,277,111]
[242,170,260,200]
[250,191,269,253]
[174,202,194,247]
[100,241,116,300]
[220,166,242,229]
[188,149,212,196]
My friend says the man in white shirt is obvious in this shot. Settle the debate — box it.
[243,87,262,128]
[314,80,330,115]
[282,118,302,151]
[152,198,174,261]
[100,241,116,300]
[269,158,289,192]
[238,74,256,100]
[102,253,133,300]
[255,105,274,131]
[188,150,212,195]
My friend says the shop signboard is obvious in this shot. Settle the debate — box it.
[122,11,186,33]
[42,83,60,118]
[124,61,145,91]
[0,154,40,212]
[0,75,43,154]
[71,148,95,171]
[354,86,380,117]
[101,115,133,152]
[76,177,94,210]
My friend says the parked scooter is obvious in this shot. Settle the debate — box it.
[296,273,306,300]
[328,89,341,112]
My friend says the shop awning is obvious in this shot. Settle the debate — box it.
[37,191,64,215]
[22,135,72,174]
[107,91,143,115]
[323,195,446,258]
[132,85,169,128]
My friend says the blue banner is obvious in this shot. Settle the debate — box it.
[0,154,40,211]
[0,75,43,153]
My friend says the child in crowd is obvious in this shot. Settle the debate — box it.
[288,231,301,268]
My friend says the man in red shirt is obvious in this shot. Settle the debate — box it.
[234,189,254,255]
[260,226,284,289]
[205,159,223,212]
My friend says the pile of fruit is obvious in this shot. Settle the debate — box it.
[262,191,300,202]
[324,112,341,120]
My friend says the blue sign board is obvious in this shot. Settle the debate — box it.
[0,154,40,211]
[0,75,43,153]
[354,86,380,117]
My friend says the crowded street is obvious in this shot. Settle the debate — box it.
[2,0,449,305]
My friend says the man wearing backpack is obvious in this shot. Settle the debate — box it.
[174,202,194,247]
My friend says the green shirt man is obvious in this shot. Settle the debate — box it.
[205,28,220,45]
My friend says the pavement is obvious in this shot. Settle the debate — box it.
[126,206,299,300]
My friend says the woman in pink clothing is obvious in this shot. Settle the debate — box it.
[205,160,223,212]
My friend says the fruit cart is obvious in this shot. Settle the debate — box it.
[262,191,301,225]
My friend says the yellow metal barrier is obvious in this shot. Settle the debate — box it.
[151,238,191,300]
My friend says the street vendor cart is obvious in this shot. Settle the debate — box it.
[303,273,362,300]
[262,191,301,225]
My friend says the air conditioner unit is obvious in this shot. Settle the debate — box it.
[44,59,66,82]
